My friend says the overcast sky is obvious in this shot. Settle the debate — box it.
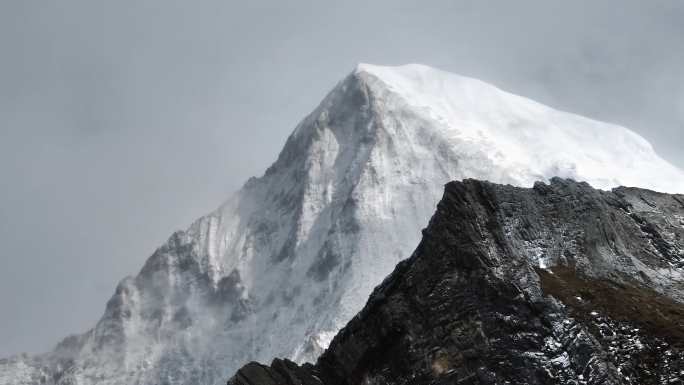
[1,0,683,357]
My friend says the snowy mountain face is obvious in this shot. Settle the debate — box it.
[2,64,683,385]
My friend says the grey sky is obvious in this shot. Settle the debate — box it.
[1,0,683,356]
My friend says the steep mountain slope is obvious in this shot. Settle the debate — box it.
[2,64,683,385]
[229,178,684,385]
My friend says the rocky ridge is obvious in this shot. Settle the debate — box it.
[229,178,684,385]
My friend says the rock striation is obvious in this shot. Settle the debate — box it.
[229,178,684,385]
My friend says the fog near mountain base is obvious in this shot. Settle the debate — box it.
[1,0,683,357]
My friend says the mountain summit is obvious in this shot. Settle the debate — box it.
[2,64,683,385]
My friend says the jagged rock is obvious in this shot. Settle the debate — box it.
[229,178,684,385]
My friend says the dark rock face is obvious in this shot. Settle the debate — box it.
[227,178,684,385]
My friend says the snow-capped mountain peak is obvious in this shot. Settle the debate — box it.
[356,63,681,192]
[2,64,683,385]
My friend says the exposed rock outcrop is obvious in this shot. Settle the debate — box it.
[229,178,684,385]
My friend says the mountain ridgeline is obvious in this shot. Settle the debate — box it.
[2,64,684,385]
[228,178,684,385]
